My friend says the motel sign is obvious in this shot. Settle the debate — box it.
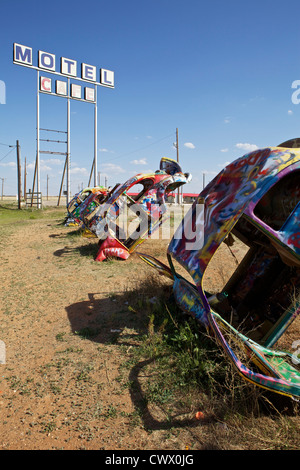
[13,43,114,208]
[13,43,114,90]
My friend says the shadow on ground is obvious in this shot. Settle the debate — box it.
[53,243,99,259]
[65,277,298,446]
[64,284,217,445]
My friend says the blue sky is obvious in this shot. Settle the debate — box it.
[1,0,300,197]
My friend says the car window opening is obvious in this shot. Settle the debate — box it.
[208,215,300,347]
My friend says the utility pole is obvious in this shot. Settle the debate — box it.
[176,128,179,163]
[47,174,49,200]
[0,178,4,200]
[16,140,22,209]
[24,157,27,200]
[176,128,180,204]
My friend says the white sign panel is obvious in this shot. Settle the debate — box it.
[38,51,56,71]
[100,69,114,87]
[82,63,96,82]
[40,76,52,93]
[13,43,32,66]
[56,80,67,96]
[71,83,81,99]
[61,57,77,77]
[85,87,95,102]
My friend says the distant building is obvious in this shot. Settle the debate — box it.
[182,193,198,203]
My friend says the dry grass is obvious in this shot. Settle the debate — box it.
[0,205,299,450]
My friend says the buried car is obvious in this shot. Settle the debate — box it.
[85,157,192,261]
[65,186,108,227]
[140,139,300,399]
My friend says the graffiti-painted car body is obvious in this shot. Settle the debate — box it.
[86,157,191,261]
[140,140,300,399]
[65,186,108,227]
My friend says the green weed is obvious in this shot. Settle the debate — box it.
[120,277,267,422]
[75,327,100,339]
[0,203,66,224]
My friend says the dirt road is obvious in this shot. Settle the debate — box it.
[0,211,299,450]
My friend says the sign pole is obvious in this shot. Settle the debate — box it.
[13,43,114,205]
[94,85,97,187]
[16,140,21,209]
[67,77,70,205]
[37,70,41,208]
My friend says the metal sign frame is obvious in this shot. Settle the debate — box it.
[13,43,114,208]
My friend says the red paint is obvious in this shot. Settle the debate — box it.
[95,236,130,262]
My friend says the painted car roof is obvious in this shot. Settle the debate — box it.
[168,146,300,289]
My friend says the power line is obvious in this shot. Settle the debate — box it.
[0,146,16,163]
[100,132,175,164]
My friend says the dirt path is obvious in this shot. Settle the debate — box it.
[1,216,208,450]
[0,217,160,450]
[0,214,299,450]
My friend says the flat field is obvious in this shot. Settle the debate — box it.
[0,204,299,450]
